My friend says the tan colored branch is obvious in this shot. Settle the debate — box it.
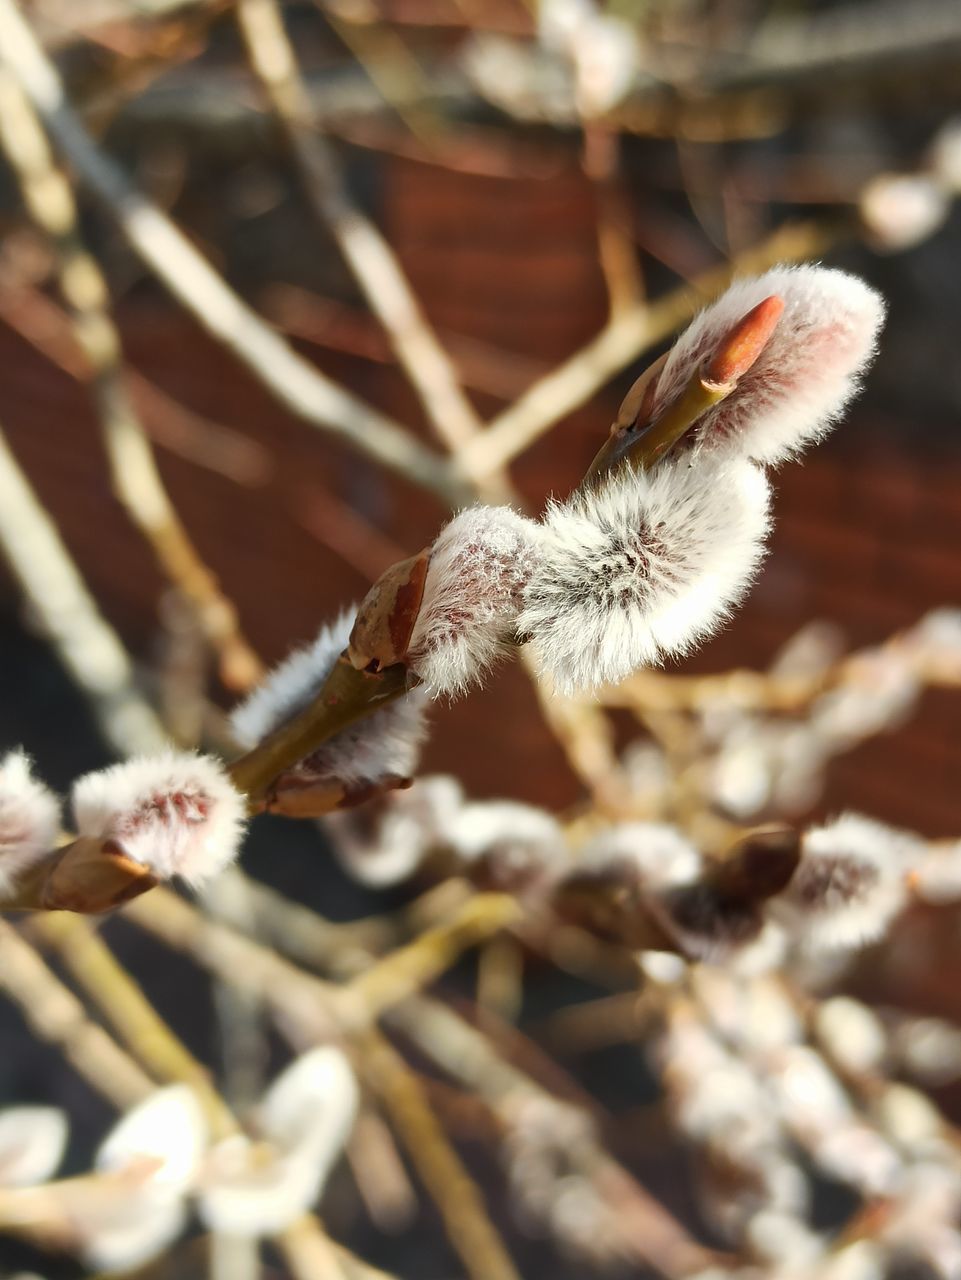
[461,219,840,479]
[0,0,466,506]
[0,919,154,1109]
[360,1027,522,1280]
[31,913,238,1140]
[236,0,511,498]
[0,423,168,758]
[0,67,263,692]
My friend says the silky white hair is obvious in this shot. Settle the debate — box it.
[773,813,918,952]
[520,456,771,694]
[72,751,246,887]
[408,505,544,697]
[231,609,429,787]
[0,749,61,896]
[578,821,702,890]
[328,774,464,888]
[651,265,885,467]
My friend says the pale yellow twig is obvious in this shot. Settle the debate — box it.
[0,919,154,1109]
[0,0,466,506]
[461,219,840,479]
[341,893,522,1023]
[0,66,263,691]
[30,913,238,1139]
[236,0,511,498]
[0,423,167,757]
[360,1026,522,1280]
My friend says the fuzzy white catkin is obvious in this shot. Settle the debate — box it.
[408,505,544,697]
[231,609,429,786]
[71,751,246,887]
[328,774,464,888]
[520,456,771,694]
[652,265,885,466]
[578,821,701,890]
[773,813,918,952]
[0,750,61,897]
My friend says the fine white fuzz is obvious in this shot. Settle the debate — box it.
[521,456,771,693]
[328,774,464,887]
[0,1106,68,1187]
[649,265,884,467]
[87,1086,208,1273]
[579,822,702,890]
[231,609,428,787]
[446,800,568,892]
[774,813,918,952]
[0,750,61,896]
[199,1048,358,1236]
[408,505,544,697]
[71,752,246,887]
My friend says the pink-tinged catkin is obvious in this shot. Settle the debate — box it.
[407,505,545,697]
[520,456,771,694]
[71,752,246,887]
[648,265,885,466]
[773,813,919,952]
[0,750,61,897]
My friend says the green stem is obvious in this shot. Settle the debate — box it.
[228,655,412,806]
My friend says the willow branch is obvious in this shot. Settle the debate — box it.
[0,423,168,757]
[0,0,466,506]
[235,0,511,499]
[0,918,154,1108]
[462,219,841,479]
[0,67,263,692]
[359,1026,522,1280]
[30,913,238,1139]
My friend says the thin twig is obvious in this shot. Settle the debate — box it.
[236,0,511,498]
[0,918,154,1108]
[0,423,168,757]
[0,66,263,691]
[359,1026,523,1280]
[30,913,238,1139]
[0,0,466,506]
[461,219,842,479]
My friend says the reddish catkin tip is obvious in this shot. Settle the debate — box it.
[702,295,785,389]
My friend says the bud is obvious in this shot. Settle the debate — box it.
[641,266,885,467]
[446,800,567,894]
[521,455,771,693]
[772,813,917,952]
[79,1086,207,1272]
[0,1106,67,1186]
[407,505,544,696]
[231,609,429,814]
[199,1047,358,1236]
[0,750,61,897]
[328,774,463,888]
[71,752,246,888]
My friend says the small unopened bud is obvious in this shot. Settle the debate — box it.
[643,265,885,467]
[41,836,158,913]
[860,174,950,252]
[407,505,544,696]
[0,750,61,897]
[328,774,463,888]
[199,1048,358,1236]
[231,609,429,814]
[701,295,785,390]
[446,800,567,894]
[521,455,771,693]
[772,813,916,952]
[71,752,246,888]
